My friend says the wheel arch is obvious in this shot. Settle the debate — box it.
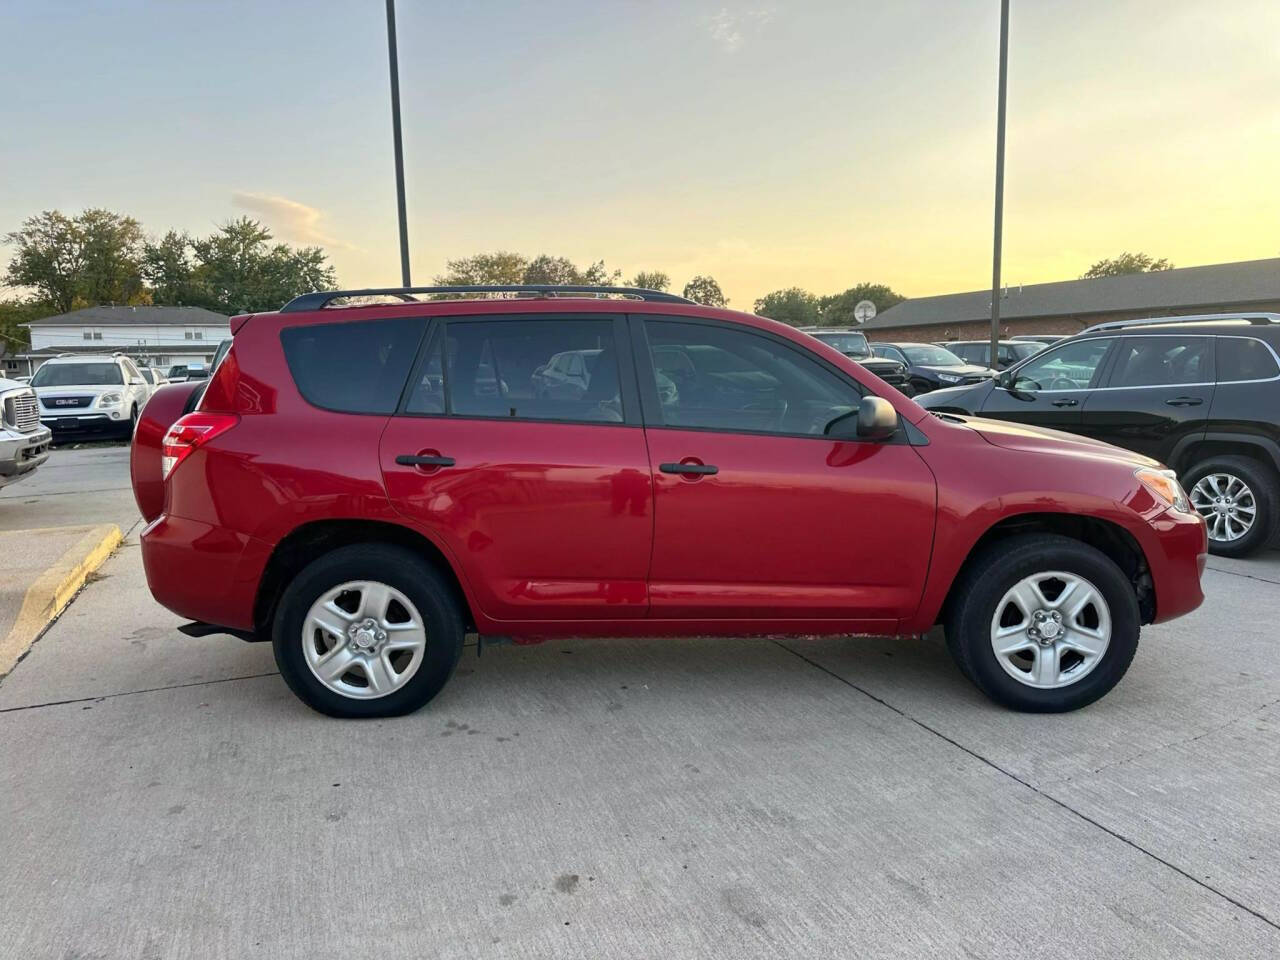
[936,512,1155,627]
[1171,432,1280,476]
[252,518,476,638]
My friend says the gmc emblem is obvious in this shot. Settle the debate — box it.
[54,398,76,406]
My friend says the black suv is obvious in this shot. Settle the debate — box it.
[801,329,913,395]
[870,342,995,394]
[939,339,1048,370]
[916,314,1280,557]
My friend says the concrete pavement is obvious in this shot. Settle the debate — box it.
[1,447,1278,958]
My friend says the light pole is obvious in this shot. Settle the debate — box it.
[989,0,1010,367]
[385,0,411,287]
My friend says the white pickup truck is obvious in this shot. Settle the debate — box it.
[0,377,52,490]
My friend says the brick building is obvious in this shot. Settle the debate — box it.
[859,257,1280,344]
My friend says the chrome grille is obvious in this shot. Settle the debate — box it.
[4,391,41,433]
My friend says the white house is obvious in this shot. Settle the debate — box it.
[13,305,231,378]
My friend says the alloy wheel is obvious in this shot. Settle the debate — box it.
[302,580,427,699]
[1189,473,1256,543]
[989,571,1111,689]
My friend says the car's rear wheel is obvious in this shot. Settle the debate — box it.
[945,534,1140,712]
[1182,455,1277,558]
[272,544,464,718]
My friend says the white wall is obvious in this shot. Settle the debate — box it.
[29,323,230,351]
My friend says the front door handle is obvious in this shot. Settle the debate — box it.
[395,454,456,467]
[1164,397,1204,407]
[1051,398,1079,407]
[659,462,718,476]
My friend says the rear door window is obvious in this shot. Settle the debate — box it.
[281,316,424,414]
[406,318,624,423]
[1216,337,1279,382]
[1108,336,1213,388]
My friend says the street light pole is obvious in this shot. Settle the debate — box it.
[989,0,1010,368]
[385,0,411,287]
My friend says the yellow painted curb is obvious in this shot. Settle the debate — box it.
[0,523,123,677]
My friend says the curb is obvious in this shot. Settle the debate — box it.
[0,523,123,677]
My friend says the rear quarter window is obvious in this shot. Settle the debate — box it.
[281,316,424,414]
[1216,337,1279,382]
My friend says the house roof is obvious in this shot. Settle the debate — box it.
[862,257,1280,330]
[21,305,231,328]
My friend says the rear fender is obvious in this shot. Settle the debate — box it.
[130,381,203,522]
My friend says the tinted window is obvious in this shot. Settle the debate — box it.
[644,320,861,436]
[407,318,622,423]
[139,369,156,384]
[1217,337,1279,382]
[814,333,870,358]
[1012,338,1111,391]
[32,362,123,386]
[282,316,423,414]
[1110,336,1212,388]
[872,345,906,363]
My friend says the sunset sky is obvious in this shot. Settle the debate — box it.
[3,0,1278,307]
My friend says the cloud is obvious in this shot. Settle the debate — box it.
[704,5,775,53]
[231,191,341,247]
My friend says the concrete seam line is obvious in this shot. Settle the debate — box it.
[0,524,123,678]
[770,639,1280,933]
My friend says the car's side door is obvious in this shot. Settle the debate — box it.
[979,336,1117,433]
[1079,334,1214,462]
[634,316,936,628]
[381,314,654,623]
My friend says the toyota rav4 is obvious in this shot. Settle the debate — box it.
[131,285,1207,718]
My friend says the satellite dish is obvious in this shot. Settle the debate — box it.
[853,300,877,324]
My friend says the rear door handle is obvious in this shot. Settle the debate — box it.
[395,454,456,467]
[1051,398,1078,407]
[659,462,718,476]
[1164,397,1204,407]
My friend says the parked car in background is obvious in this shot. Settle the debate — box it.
[1012,334,1068,346]
[132,283,1205,719]
[916,313,1280,556]
[31,353,151,439]
[939,339,1048,370]
[870,342,995,394]
[166,362,208,383]
[0,376,52,489]
[800,329,913,395]
[139,368,169,389]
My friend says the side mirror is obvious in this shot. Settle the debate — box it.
[827,397,898,440]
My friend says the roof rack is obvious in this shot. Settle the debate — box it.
[1081,312,1280,334]
[279,284,693,313]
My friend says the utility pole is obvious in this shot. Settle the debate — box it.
[385,0,411,287]
[990,0,1010,368]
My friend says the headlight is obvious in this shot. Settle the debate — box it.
[1136,467,1189,513]
[97,392,122,407]
[937,373,961,383]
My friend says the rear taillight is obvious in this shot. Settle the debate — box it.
[161,412,239,479]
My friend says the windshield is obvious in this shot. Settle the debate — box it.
[814,333,870,358]
[902,345,964,366]
[32,362,123,387]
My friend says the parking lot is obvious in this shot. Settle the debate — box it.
[1,444,1278,959]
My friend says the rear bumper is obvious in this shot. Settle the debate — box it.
[140,514,272,632]
[1139,508,1208,624]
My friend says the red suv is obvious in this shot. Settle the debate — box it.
[131,285,1207,718]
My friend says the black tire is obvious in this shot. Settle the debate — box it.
[944,534,1140,712]
[1181,455,1278,558]
[272,544,464,718]
[125,405,139,439]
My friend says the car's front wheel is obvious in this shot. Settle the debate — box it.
[945,534,1140,712]
[272,544,464,718]
[1182,455,1277,558]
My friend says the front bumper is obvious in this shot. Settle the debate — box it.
[1138,506,1208,623]
[0,425,52,488]
[42,412,127,436]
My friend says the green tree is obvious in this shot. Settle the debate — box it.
[3,209,146,312]
[682,275,727,307]
[434,251,528,285]
[0,298,42,353]
[754,287,820,326]
[1081,253,1173,279]
[186,217,336,313]
[818,283,904,325]
[522,254,620,286]
[630,271,670,292]
[140,230,200,306]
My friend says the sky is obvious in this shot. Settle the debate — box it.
[2,0,1278,309]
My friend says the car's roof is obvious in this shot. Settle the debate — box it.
[802,328,867,335]
[42,354,121,364]
[939,339,1037,345]
[1080,321,1280,339]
